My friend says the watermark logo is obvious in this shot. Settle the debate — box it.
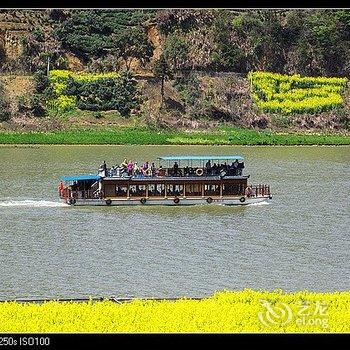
[258,299,329,329]
[258,300,293,326]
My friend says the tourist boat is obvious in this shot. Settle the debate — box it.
[58,155,272,206]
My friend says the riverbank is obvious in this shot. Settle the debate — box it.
[0,127,349,145]
[0,290,349,332]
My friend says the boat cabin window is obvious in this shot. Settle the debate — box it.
[115,185,128,197]
[204,184,220,196]
[222,184,244,196]
[129,185,147,197]
[185,183,202,196]
[166,184,184,197]
[148,184,166,197]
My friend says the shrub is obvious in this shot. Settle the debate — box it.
[0,83,10,121]
[48,69,120,111]
[18,94,46,118]
[48,69,138,116]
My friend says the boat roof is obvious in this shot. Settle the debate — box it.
[158,155,244,161]
[62,174,101,181]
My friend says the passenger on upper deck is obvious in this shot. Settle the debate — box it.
[237,160,244,175]
[98,161,108,177]
[127,160,134,176]
[205,160,212,175]
[173,162,180,176]
[133,162,140,176]
[232,159,239,176]
[184,165,190,177]
[120,158,128,169]
[141,161,149,176]
[150,162,156,176]
[156,165,165,177]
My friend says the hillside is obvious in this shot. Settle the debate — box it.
[0,9,350,133]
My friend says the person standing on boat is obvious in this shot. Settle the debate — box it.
[150,162,156,176]
[127,160,134,176]
[58,181,65,197]
[238,161,244,175]
[212,163,218,175]
[103,161,107,177]
[233,159,239,176]
[205,160,212,175]
[173,161,179,176]
[119,158,128,176]
[134,162,140,177]
[141,161,149,175]
[245,185,253,197]
[98,161,107,177]
[120,158,128,169]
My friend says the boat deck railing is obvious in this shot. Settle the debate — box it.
[249,185,271,198]
[105,167,244,179]
[102,175,249,181]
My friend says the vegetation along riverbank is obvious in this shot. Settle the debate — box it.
[0,290,349,332]
[0,127,349,145]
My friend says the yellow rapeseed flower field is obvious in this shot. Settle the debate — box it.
[0,290,349,333]
[248,71,348,114]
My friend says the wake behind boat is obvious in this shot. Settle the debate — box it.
[58,155,272,206]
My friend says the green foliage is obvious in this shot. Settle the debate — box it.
[17,94,46,118]
[284,10,350,76]
[0,127,348,145]
[112,26,154,70]
[0,82,10,121]
[33,70,50,94]
[163,34,189,70]
[249,71,348,114]
[21,26,66,73]
[231,11,287,72]
[173,75,201,106]
[157,9,350,75]
[54,10,155,61]
[156,9,215,34]
[153,55,172,79]
[65,72,139,115]
[48,69,120,111]
[153,54,173,104]
[48,69,138,116]
[211,10,245,71]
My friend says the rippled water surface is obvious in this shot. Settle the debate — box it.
[0,145,349,299]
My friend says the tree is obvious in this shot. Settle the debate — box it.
[211,10,245,71]
[153,54,172,108]
[231,10,286,72]
[22,28,66,73]
[112,26,154,71]
[54,10,155,63]
[163,33,189,71]
[292,10,349,76]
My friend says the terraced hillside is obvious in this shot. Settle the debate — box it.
[0,9,349,132]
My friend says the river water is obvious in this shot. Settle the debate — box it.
[0,145,349,299]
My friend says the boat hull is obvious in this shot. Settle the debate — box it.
[62,196,271,206]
